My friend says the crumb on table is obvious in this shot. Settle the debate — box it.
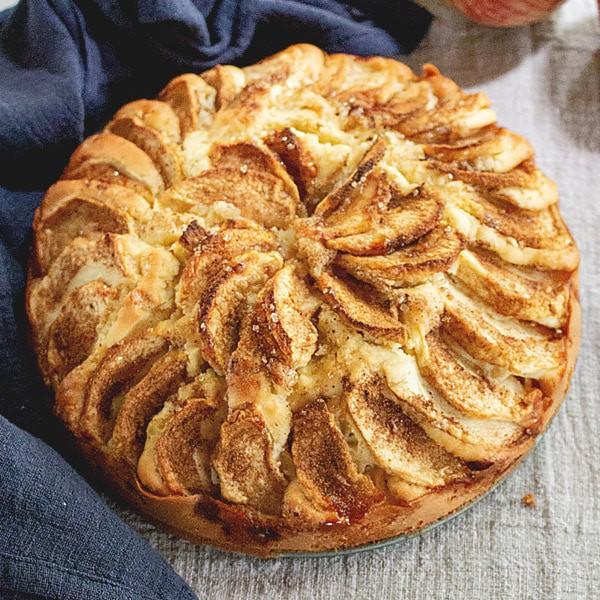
[521,493,536,508]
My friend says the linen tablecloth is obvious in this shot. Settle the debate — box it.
[2,0,598,597]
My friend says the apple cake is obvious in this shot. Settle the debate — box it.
[26,44,580,556]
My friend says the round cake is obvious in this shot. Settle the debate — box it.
[26,44,580,556]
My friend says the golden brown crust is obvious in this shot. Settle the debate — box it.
[26,44,580,557]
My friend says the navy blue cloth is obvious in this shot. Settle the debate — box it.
[0,416,197,600]
[0,1,431,598]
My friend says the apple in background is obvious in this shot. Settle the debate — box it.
[417,0,566,27]
[451,0,565,26]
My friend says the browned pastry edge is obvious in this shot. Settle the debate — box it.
[63,276,579,558]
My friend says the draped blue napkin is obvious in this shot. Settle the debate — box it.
[0,1,431,597]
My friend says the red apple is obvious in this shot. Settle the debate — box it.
[449,0,565,27]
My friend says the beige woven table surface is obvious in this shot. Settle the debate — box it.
[3,0,598,596]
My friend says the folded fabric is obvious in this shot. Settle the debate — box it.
[0,1,431,598]
[0,415,197,600]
